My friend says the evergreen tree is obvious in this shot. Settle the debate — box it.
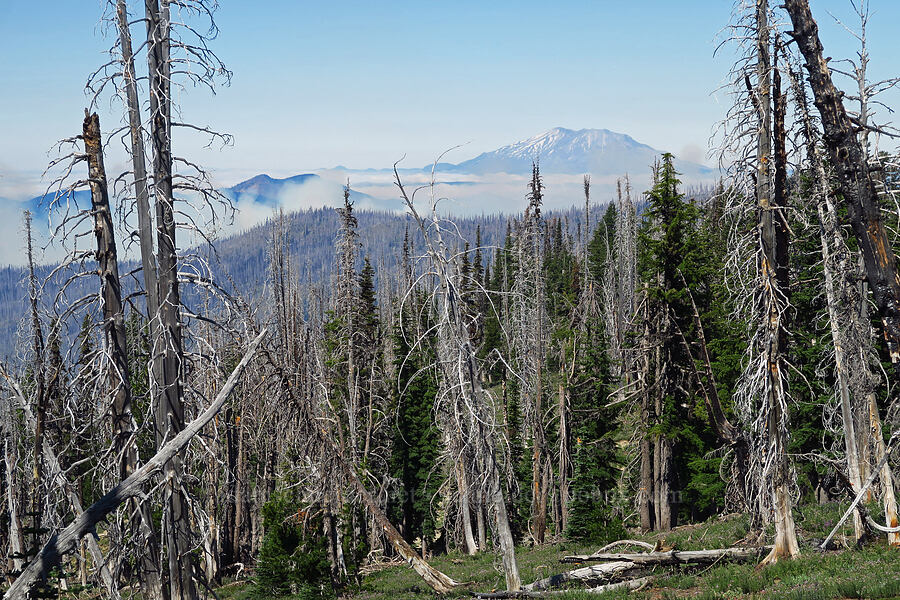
[388,306,441,549]
[566,313,623,541]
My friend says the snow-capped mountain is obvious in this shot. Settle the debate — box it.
[438,127,714,177]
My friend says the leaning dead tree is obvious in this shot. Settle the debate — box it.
[783,0,900,379]
[395,157,522,591]
[784,0,900,545]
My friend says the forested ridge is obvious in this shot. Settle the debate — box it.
[3,1,900,599]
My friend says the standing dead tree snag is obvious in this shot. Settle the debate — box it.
[718,0,798,562]
[395,158,521,591]
[511,161,550,544]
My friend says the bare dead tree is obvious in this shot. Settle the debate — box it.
[716,0,799,561]
[2,329,267,600]
[395,157,521,591]
[510,161,550,545]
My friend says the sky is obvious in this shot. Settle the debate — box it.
[0,0,899,262]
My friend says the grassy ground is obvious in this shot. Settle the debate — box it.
[217,502,900,599]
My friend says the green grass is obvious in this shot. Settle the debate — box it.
[215,502,900,600]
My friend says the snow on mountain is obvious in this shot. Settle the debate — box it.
[439,127,715,177]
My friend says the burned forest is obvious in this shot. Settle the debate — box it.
[2,0,900,599]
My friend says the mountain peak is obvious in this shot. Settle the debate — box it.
[447,127,681,175]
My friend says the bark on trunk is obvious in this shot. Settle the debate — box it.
[145,1,195,597]
[116,0,159,324]
[116,5,168,588]
[3,412,24,579]
[557,380,569,536]
[869,399,900,545]
[639,287,654,533]
[476,486,487,551]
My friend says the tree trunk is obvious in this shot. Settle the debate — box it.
[476,487,487,552]
[868,396,900,545]
[639,287,654,533]
[3,415,24,579]
[323,497,344,594]
[145,1,195,597]
[25,213,47,562]
[557,380,569,535]
[115,6,168,588]
[116,0,158,325]
[458,462,478,555]
[531,364,547,544]
[757,0,799,562]
[653,305,671,532]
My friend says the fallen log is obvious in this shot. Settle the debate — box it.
[560,546,770,565]
[2,329,267,600]
[525,561,648,592]
[472,576,654,598]
[527,546,769,592]
[560,539,654,563]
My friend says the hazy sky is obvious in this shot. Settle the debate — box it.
[1,0,899,201]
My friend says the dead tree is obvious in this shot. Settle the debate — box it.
[24,213,48,563]
[785,0,900,545]
[395,158,521,591]
[753,1,799,562]
[510,162,550,545]
[2,329,267,600]
[717,0,799,561]
[784,0,900,381]
[2,375,25,579]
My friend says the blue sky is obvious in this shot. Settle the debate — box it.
[1,0,899,202]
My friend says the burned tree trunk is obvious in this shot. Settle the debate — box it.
[785,0,900,546]
[116,0,159,325]
[784,0,900,375]
[83,112,131,480]
[83,111,164,597]
[145,1,195,597]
